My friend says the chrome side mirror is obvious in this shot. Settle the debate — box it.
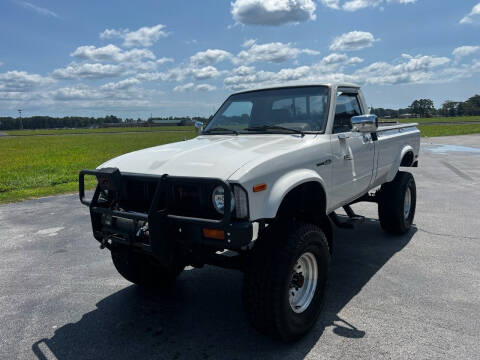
[194,121,204,134]
[351,115,378,133]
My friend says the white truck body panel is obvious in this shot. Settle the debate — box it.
[98,83,420,222]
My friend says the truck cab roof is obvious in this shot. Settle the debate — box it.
[232,82,360,96]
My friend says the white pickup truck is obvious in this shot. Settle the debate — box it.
[79,83,420,342]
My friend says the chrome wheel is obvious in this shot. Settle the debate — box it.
[289,252,318,314]
[404,187,412,220]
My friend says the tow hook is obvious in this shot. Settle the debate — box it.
[100,235,113,249]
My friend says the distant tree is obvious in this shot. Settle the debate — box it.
[462,95,480,116]
[441,101,460,117]
[409,99,435,117]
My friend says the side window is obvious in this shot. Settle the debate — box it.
[333,93,362,134]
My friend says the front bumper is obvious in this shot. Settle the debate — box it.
[79,168,253,263]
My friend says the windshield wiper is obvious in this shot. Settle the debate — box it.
[203,127,239,135]
[244,125,304,137]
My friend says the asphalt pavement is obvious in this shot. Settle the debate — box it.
[0,134,479,360]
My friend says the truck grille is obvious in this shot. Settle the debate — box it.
[119,176,221,220]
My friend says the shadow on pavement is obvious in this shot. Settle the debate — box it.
[32,218,416,360]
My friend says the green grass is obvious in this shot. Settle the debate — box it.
[5,126,194,136]
[419,124,480,137]
[0,130,195,204]
[380,116,480,124]
[1,121,479,204]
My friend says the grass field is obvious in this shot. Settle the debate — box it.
[418,124,480,137]
[0,130,195,204]
[5,126,194,136]
[382,116,480,137]
[1,119,479,204]
[382,116,480,124]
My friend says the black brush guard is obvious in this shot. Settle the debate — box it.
[79,168,252,265]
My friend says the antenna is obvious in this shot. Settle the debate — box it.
[18,109,23,130]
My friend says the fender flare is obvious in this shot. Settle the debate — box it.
[261,169,328,219]
[386,145,414,182]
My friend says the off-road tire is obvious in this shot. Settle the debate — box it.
[111,246,184,288]
[378,171,416,235]
[243,222,330,342]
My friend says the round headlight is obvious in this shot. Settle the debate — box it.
[212,185,235,214]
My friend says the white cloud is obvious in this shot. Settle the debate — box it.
[452,46,480,60]
[123,24,168,47]
[353,54,451,85]
[99,25,168,47]
[190,66,222,80]
[50,85,152,108]
[173,83,195,92]
[136,67,190,83]
[236,40,319,64]
[52,63,124,79]
[157,57,174,65]
[330,31,378,51]
[100,29,127,40]
[223,53,453,90]
[0,71,55,92]
[190,49,233,66]
[460,3,480,24]
[71,45,156,64]
[242,39,257,48]
[320,0,340,9]
[319,53,364,68]
[52,86,104,101]
[18,1,59,18]
[231,0,316,25]
[321,53,349,64]
[100,78,140,91]
[343,0,382,11]
[233,65,256,75]
[196,84,217,92]
[321,0,417,11]
[347,57,364,65]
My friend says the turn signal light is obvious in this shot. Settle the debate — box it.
[253,183,267,192]
[202,228,225,240]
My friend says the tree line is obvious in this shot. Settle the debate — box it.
[372,94,480,118]
[1,94,478,130]
[0,115,211,131]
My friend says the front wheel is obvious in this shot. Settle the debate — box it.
[378,171,417,235]
[111,246,184,288]
[243,223,330,342]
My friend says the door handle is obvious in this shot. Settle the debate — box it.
[344,154,352,160]
[338,134,349,140]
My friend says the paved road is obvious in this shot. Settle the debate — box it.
[1,135,479,360]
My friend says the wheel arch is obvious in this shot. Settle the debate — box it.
[265,173,332,252]
[386,145,415,182]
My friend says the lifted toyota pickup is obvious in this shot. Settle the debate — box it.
[79,83,420,342]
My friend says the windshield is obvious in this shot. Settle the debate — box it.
[204,86,329,134]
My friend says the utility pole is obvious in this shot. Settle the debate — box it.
[18,109,23,130]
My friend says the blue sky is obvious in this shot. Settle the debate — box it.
[1,0,479,118]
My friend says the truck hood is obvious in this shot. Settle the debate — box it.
[98,134,307,179]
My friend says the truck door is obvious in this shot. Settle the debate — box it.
[330,91,375,208]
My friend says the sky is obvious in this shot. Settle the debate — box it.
[0,0,479,119]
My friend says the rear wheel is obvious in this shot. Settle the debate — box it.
[243,222,330,342]
[111,246,184,288]
[378,171,416,235]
